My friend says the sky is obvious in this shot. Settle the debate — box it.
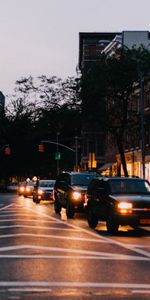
[0,0,150,96]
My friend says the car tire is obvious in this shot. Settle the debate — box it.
[66,202,74,218]
[33,195,37,203]
[87,208,98,229]
[54,200,61,214]
[106,215,119,234]
[34,197,40,204]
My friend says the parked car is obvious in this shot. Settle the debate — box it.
[33,179,56,203]
[87,176,150,234]
[54,171,97,218]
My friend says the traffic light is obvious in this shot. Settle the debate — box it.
[55,151,61,160]
[5,146,11,155]
[38,143,44,152]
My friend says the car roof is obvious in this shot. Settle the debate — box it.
[96,176,145,182]
[61,171,97,176]
[39,179,55,182]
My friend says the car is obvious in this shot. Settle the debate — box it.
[33,179,56,203]
[54,171,97,218]
[23,180,35,197]
[87,176,150,234]
[17,181,26,196]
[6,182,19,192]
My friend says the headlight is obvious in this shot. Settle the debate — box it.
[38,189,44,195]
[20,187,24,192]
[26,187,31,192]
[72,191,81,200]
[117,202,133,214]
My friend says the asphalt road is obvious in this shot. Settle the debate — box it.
[0,193,150,299]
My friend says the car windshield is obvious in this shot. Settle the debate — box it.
[71,174,96,186]
[109,179,150,194]
[39,180,55,188]
[26,181,34,186]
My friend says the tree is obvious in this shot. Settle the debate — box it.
[80,47,150,176]
[4,75,81,178]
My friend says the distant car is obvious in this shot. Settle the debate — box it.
[87,176,150,233]
[33,179,56,203]
[6,182,19,192]
[54,171,97,218]
[17,181,26,196]
[24,181,35,197]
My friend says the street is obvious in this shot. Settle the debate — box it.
[0,193,150,299]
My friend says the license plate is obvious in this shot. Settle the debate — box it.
[140,219,150,224]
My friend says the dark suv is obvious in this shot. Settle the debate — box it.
[87,176,150,233]
[54,171,97,218]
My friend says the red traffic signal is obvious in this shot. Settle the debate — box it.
[5,146,11,155]
[38,143,44,152]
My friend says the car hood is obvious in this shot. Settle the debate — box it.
[111,194,150,202]
[72,186,87,192]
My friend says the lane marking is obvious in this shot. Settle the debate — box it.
[25,206,150,258]
[0,214,44,217]
[0,233,107,243]
[2,203,150,258]
[0,213,48,218]
[0,204,14,211]
[8,287,52,292]
[0,219,60,223]
[132,290,150,293]
[0,225,79,231]
[8,288,52,292]
[0,244,147,259]
[0,254,149,260]
[0,282,150,289]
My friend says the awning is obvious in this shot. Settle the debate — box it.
[98,162,114,171]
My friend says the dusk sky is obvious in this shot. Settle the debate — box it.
[0,0,150,95]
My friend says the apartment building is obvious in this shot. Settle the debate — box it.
[79,32,119,170]
[78,31,150,179]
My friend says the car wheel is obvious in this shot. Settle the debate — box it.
[34,197,40,204]
[87,208,98,229]
[54,200,61,214]
[106,215,119,234]
[66,202,74,218]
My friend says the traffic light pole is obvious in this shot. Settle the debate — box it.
[40,139,76,174]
